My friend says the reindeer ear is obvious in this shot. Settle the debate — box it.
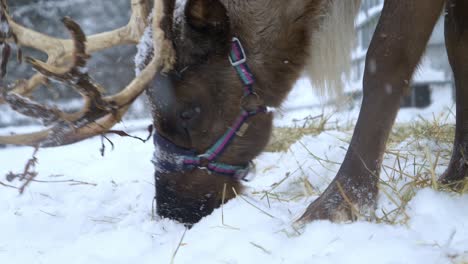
[185,0,229,33]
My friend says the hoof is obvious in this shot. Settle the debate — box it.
[295,180,377,226]
[439,156,468,190]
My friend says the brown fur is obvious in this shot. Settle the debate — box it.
[149,0,324,224]
[148,0,468,225]
[440,0,468,185]
[224,0,323,106]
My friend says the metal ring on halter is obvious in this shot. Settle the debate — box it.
[240,92,262,112]
[196,153,212,167]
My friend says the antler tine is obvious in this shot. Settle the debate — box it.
[0,0,151,101]
[80,0,150,55]
[0,0,176,147]
[0,74,46,104]
[2,17,110,126]
[1,0,149,56]
[111,0,176,106]
[26,17,110,114]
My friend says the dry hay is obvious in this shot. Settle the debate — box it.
[261,110,467,226]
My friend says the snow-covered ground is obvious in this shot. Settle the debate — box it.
[1,80,467,264]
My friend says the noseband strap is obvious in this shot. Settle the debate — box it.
[153,37,266,181]
[153,133,252,180]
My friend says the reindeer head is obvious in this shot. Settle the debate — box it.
[145,0,273,224]
[0,0,274,225]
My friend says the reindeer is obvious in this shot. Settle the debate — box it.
[0,0,466,225]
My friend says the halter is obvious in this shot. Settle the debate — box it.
[153,37,266,181]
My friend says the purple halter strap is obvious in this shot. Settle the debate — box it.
[153,37,266,181]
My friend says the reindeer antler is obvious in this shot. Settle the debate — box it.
[0,0,175,147]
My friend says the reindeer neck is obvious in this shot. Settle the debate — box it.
[222,0,322,107]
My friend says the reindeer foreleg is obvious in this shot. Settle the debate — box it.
[440,0,468,188]
[298,0,445,223]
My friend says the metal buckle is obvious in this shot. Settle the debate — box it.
[229,37,247,67]
[239,162,256,182]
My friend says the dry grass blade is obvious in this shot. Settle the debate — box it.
[232,187,276,219]
[216,183,240,230]
[336,181,361,221]
[170,228,187,264]
[250,242,272,255]
[0,180,17,189]
[222,183,227,224]
[266,114,336,152]
[257,107,464,226]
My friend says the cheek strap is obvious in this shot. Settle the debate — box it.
[153,37,266,181]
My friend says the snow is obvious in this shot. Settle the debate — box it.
[356,3,384,28]
[0,20,10,35]
[413,59,450,84]
[0,79,467,264]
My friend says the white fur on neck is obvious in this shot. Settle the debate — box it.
[306,0,361,96]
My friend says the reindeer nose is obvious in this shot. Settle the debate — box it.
[179,106,201,123]
[156,171,214,225]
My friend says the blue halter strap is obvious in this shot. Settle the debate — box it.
[153,37,266,181]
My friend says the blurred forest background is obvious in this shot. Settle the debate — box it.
[1,0,150,127]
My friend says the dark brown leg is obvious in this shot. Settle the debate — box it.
[440,0,468,186]
[298,0,445,223]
